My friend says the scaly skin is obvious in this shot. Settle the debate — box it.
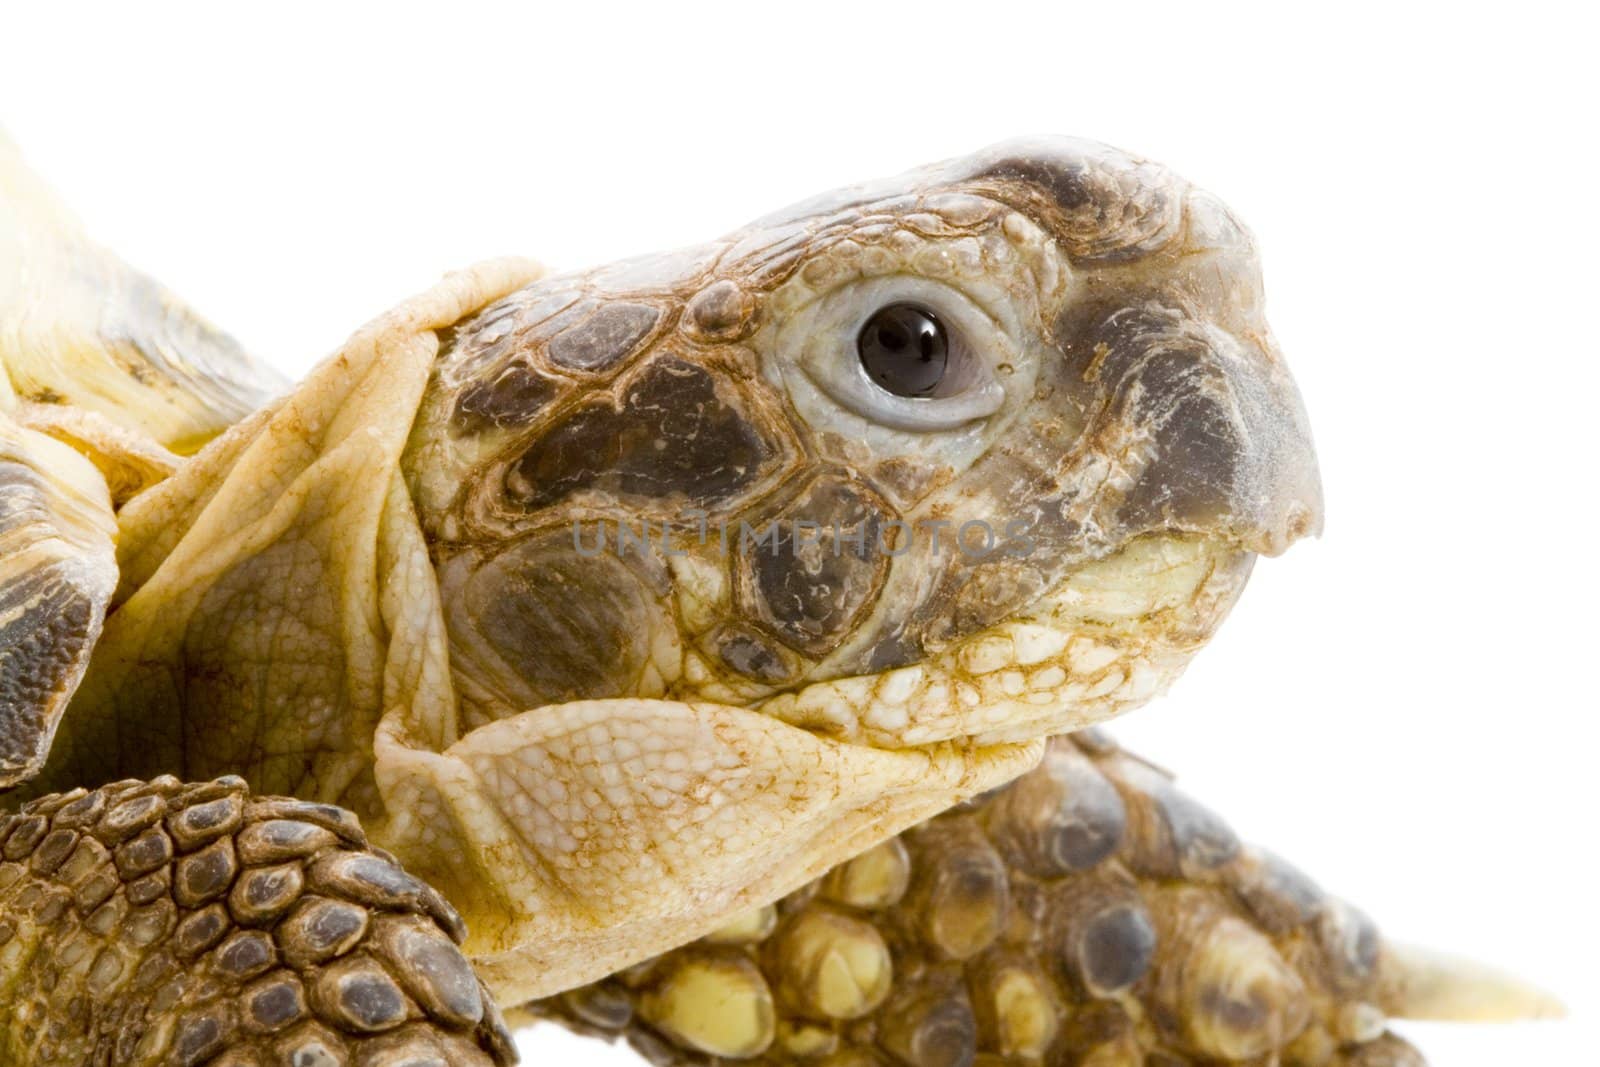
[531,735,1427,1067]
[0,776,514,1065]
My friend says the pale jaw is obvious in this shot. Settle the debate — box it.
[757,535,1254,748]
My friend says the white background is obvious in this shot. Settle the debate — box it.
[3,4,1594,1063]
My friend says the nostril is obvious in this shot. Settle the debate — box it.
[1257,499,1323,557]
[1283,503,1317,543]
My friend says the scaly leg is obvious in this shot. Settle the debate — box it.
[0,776,515,1065]
[529,732,1554,1066]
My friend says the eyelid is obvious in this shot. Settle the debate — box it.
[789,276,1010,432]
[803,360,1005,430]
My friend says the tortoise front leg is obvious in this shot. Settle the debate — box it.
[0,776,516,1066]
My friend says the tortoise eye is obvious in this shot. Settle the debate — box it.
[781,277,1005,433]
[858,304,948,397]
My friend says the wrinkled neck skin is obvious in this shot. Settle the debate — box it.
[35,259,547,808]
[26,139,1320,1000]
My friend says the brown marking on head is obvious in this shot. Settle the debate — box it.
[403,137,1323,744]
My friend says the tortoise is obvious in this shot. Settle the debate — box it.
[0,131,1557,1066]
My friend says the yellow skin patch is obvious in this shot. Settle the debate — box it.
[19,139,1324,1004]
[757,536,1253,748]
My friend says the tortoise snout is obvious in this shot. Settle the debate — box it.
[1239,393,1324,558]
[1214,328,1324,558]
[1075,304,1323,558]
[1194,323,1324,558]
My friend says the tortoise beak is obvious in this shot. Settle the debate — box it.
[950,137,1324,559]
[1072,303,1324,560]
[1207,330,1324,558]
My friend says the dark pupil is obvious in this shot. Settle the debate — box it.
[858,304,948,397]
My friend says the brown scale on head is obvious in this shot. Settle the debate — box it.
[404,137,1322,742]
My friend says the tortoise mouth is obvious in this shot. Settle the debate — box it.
[750,533,1256,749]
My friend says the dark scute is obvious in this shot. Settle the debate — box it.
[173,1012,227,1067]
[1152,782,1241,874]
[29,828,77,875]
[1117,353,1243,534]
[684,279,755,342]
[547,302,661,372]
[440,286,591,382]
[975,153,1104,211]
[0,568,92,782]
[995,749,1127,877]
[915,559,1053,653]
[715,628,794,684]
[882,979,978,1067]
[336,966,409,1030]
[1234,850,1326,934]
[471,538,658,706]
[215,930,276,976]
[1075,902,1157,994]
[452,362,562,433]
[1069,305,1247,538]
[506,357,775,511]
[174,837,239,906]
[335,853,425,902]
[387,923,485,1025]
[1318,901,1382,987]
[1049,784,1126,873]
[0,814,47,862]
[248,977,307,1028]
[173,904,230,958]
[963,142,1180,262]
[301,901,368,955]
[115,825,174,876]
[862,629,924,673]
[562,982,634,1031]
[739,475,893,657]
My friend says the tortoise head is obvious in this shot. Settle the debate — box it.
[405,136,1322,749]
[11,135,1324,999]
